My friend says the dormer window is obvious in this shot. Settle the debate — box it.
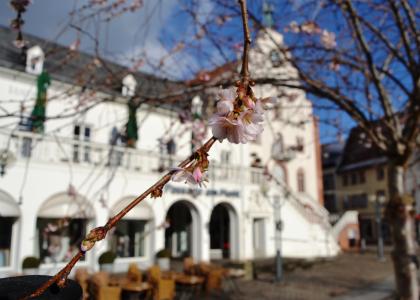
[26,45,44,75]
[122,74,137,97]
[191,95,203,118]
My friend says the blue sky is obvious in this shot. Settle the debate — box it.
[1,1,183,74]
[0,0,346,144]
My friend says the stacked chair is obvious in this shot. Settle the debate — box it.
[125,263,142,285]
[74,268,90,300]
[148,265,175,300]
[88,271,121,300]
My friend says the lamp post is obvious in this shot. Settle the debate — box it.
[375,194,386,261]
[259,174,284,282]
[273,195,283,282]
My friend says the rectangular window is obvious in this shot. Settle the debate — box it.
[345,194,368,209]
[73,124,92,163]
[359,171,366,184]
[220,151,231,164]
[21,137,32,158]
[343,174,348,186]
[377,167,385,181]
[324,195,337,213]
[351,173,357,185]
[323,174,335,190]
[111,220,147,258]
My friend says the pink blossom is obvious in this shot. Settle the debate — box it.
[210,87,276,144]
[69,39,80,51]
[286,21,300,33]
[217,100,233,115]
[243,96,255,109]
[209,115,249,144]
[216,88,236,115]
[171,167,207,187]
[301,21,321,34]
[192,167,203,183]
[320,30,336,49]
[240,110,264,138]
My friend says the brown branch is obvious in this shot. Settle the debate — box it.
[238,0,251,86]
[353,10,410,72]
[388,0,417,70]
[23,136,217,299]
[342,0,400,142]
[23,1,255,298]
[399,0,420,54]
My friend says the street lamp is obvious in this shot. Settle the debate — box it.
[259,170,285,282]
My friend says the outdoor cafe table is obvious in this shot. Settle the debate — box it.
[174,274,205,300]
[121,282,152,300]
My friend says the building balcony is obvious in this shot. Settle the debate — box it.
[0,129,266,186]
[271,148,296,162]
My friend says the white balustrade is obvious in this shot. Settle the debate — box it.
[0,129,262,185]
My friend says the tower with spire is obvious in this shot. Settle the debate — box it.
[263,0,274,28]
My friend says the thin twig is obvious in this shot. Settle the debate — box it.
[238,0,252,86]
[23,137,216,299]
[24,0,252,297]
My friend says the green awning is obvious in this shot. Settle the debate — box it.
[30,71,50,133]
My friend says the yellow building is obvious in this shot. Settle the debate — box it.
[336,126,391,245]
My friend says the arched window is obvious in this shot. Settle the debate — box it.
[110,197,153,258]
[297,168,305,192]
[36,192,94,264]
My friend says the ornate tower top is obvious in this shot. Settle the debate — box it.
[262,1,274,28]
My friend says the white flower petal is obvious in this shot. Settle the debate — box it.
[217,100,234,115]
[218,88,236,102]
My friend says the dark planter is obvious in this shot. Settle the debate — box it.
[0,275,82,300]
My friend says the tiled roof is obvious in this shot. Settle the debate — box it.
[0,25,188,108]
[337,125,387,172]
[187,61,239,87]
[321,142,343,169]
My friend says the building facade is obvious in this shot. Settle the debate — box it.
[0,26,338,277]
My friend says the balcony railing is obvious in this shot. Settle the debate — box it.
[0,129,265,186]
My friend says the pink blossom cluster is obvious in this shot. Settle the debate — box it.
[285,21,337,50]
[286,21,321,34]
[209,87,275,144]
[320,30,337,49]
[171,166,208,187]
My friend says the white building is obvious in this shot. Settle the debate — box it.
[0,25,338,277]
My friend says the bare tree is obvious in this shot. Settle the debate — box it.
[224,0,419,298]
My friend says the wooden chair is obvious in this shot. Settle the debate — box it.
[126,263,142,283]
[205,268,226,295]
[74,267,89,300]
[148,265,175,300]
[197,262,212,276]
[183,257,195,275]
[88,271,121,300]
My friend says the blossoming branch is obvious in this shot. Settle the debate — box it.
[23,0,277,298]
